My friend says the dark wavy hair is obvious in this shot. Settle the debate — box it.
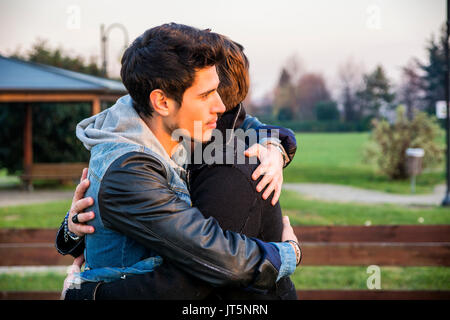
[216,36,249,111]
[120,23,226,118]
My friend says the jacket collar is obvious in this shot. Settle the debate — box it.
[188,104,246,171]
[216,103,246,138]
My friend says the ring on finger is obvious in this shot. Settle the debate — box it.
[72,213,80,224]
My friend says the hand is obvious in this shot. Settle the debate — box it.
[61,254,85,300]
[281,216,301,266]
[68,168,95,237]
[281,216,298,243]
[244,143,284,206]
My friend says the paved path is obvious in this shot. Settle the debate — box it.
[283,183,446,206]
[0,183,446,207]
[0,266,68,274]
[0,190,73,207]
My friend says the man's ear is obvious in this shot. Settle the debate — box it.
[149,89,170,117]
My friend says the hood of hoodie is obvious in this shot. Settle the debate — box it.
[76,94,183,170]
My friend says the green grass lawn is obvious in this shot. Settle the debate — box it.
[0,168,78,191]
[1,266,449,292]
[284,132,445,194]
[0,168,20,189]
[291,266,450,290]
[1,191,450,228]
[0,200,71,228]
[280,191,450,226]
[0,272,65,292]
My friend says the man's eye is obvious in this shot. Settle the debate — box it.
[201,92,212,100]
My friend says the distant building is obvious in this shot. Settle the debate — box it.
[0,55,127,190]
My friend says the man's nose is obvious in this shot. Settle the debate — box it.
[212,92,226,114]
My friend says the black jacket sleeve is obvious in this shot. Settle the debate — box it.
[97,152,281,290]
[55,219,85,258]
[240,115,298,166]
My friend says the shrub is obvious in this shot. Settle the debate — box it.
[363,105,444,180]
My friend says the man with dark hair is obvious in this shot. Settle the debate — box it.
[57,23,300,299]
[121,23,226,119]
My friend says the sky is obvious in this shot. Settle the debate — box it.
[0,0,445,102]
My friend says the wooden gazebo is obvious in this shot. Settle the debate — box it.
[0,55,127,190]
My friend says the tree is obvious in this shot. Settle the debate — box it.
[11,39,102,76]
[315,100,339,121]
[273,68,296,120]
[357,65,395,119]
[417,24,447,115]
[398,59,424,120]
[283,53,304,85]
[338,58,364,122]
[296,73,331,121]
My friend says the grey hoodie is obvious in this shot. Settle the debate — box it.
[76,94,186,175]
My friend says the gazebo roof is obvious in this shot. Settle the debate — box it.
[0,55,126,94]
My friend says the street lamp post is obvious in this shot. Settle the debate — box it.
[442,0,450,206]
[100,23,129,78]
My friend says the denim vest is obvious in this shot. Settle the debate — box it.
[78,141,191,283]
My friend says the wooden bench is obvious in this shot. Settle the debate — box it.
[295,225,450,300]
[1,226,450,300]
[20,163,88,190]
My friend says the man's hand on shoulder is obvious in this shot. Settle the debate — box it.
[244,143,284,206]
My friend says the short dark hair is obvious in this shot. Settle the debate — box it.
[216,36,250,111]
[120,23,225,118]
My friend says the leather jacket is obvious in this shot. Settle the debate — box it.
[56,97,298,292]
[92,150,284,290]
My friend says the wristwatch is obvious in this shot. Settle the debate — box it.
[285,240,302,266]
[262,139,290,167]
